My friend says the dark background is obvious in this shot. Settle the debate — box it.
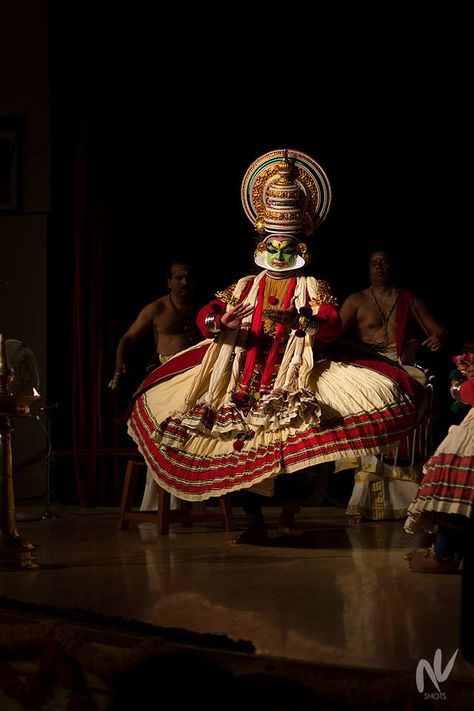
[49,9,464,319]
[43,7,467,503]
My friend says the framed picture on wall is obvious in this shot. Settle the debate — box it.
[0,117,23,212]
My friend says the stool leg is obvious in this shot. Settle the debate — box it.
[117,460,138,530]
[157,487,171,535]
[219,495,234,531]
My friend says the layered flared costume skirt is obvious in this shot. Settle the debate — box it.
[128,348,421,502]
[405,409,474,533]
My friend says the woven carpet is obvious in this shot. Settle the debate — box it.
[1,595,474,711]
[0,594,255,710]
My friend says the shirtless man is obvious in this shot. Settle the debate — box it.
[109,260,201,511]
[338,250,448,524]
[109,261,201,390]
[339,250,447,364]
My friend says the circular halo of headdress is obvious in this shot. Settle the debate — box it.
[241,148,332,238]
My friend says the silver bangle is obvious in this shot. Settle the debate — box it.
[204,312,221,333]
[450,382,464,403]
[306,317,321,336]
[298,316,320,335]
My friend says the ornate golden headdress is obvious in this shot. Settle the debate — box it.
[241,149,332,265]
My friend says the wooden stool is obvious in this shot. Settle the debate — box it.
[117,458,233,535]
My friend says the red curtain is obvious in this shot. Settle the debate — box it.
[50,112,130,506]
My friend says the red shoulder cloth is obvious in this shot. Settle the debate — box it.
[396,289,414,358]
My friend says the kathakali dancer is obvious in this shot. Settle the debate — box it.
[404,362,474,573]
[127,149,423,502]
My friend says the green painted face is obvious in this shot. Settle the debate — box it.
[265,238,297,270]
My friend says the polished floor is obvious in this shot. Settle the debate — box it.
[3,503,474,685]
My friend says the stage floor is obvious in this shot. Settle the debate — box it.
[4,504,474,686]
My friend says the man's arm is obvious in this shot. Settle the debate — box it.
[411,295,448,351]
[109,302,158,389]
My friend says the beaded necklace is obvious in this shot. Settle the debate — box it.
[168,294,195,343]
[370,288,399,337]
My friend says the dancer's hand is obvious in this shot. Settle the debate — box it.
[221,303,255,330]
[262,307,298,328]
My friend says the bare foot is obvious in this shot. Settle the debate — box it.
[276,507,303,537]
[229,522,269,546]
[405,547,461,573]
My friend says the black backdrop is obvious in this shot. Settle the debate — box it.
[46,7,466,503]
[49,6,466,325]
